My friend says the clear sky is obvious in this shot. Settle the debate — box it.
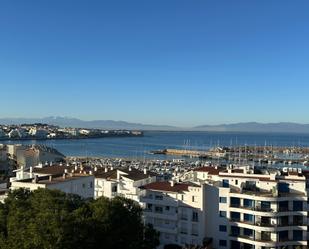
[0,0,308,127]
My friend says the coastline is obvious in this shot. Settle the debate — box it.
[0,132,144,141]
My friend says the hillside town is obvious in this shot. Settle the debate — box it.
[0,124,143,140]
[0,143,308,249]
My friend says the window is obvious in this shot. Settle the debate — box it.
[192,196,195,202]
[293,230,303,241]
[192,211,198,222]
[230,226,240,236]
[219,197,227,203]
[243,228,253,237]
[155,206,163,213]
[219,225,227,232]
[192,224,198,236]
[230,197,240,207]
[165,206,170,211]
[244,213,254,223]
[244,199,254,208]
[219,240,227,247]
[222,179,229,188]
[90,182,93,188]
[82,183,85,188]
[235,180,238,185]
[155,195,163,200]
[219,211,226,217]
[230,212,240,221]
[293,201,303,211]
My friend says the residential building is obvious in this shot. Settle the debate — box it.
[11,171,94,199]
[139,181,207,248]
[94,167,158,202]
[192,165,308,249]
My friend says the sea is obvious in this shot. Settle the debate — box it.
[2,131,309,160]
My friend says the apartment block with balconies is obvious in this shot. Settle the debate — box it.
[139,181,207,248]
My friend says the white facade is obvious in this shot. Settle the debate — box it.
[140,181,207,248]
[94,168,158,202]
[192,165,309,249]
[11,173,94,199]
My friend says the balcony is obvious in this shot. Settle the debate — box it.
[255,221,274,227]
[180,214,188,221]
[229,205,274,213]
[153,225,177,234]
[140,195,179,206]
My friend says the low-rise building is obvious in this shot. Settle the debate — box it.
[11,172,94,199]
[94,167,158,202]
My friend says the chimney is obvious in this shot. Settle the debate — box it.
[74,165,78,171]
[94,166,98,172]
[105,167,108,173]
[29,166,33,174]
[59,162,63,166]
[64,169,68,174]
[63,173,67,179]
[50,161,53,167]
[129,167,132,171]
[89,170,93,175]
[170,180,175,187]
[110,166,114,170]
[144,168,147,175]
[49,175,52,182]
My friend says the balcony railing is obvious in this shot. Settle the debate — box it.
[229,204,274,212]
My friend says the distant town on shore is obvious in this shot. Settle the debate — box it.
[0,123,143,140]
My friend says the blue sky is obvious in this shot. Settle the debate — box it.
[0,0,308,126]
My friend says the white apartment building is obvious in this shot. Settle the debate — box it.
[11,172,94,199]
[28,128,49,138]
[139,181,208,248]
[191,165,309,249]
[94,167,158,202]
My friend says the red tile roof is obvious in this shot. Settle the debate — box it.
[141,181,194,193]
[94,169,118,180]
[193,166,222,175]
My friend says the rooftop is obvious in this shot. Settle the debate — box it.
[16,173,92,185]
[193,166,222,175]
[140,181,198,193]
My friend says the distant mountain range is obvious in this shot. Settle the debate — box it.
[1,117,309,133]
[0,117,177,131]
[193,122,309,133]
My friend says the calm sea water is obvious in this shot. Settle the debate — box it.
[3,131,309,159]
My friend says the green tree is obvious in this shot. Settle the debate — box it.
[0,189,159,249]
